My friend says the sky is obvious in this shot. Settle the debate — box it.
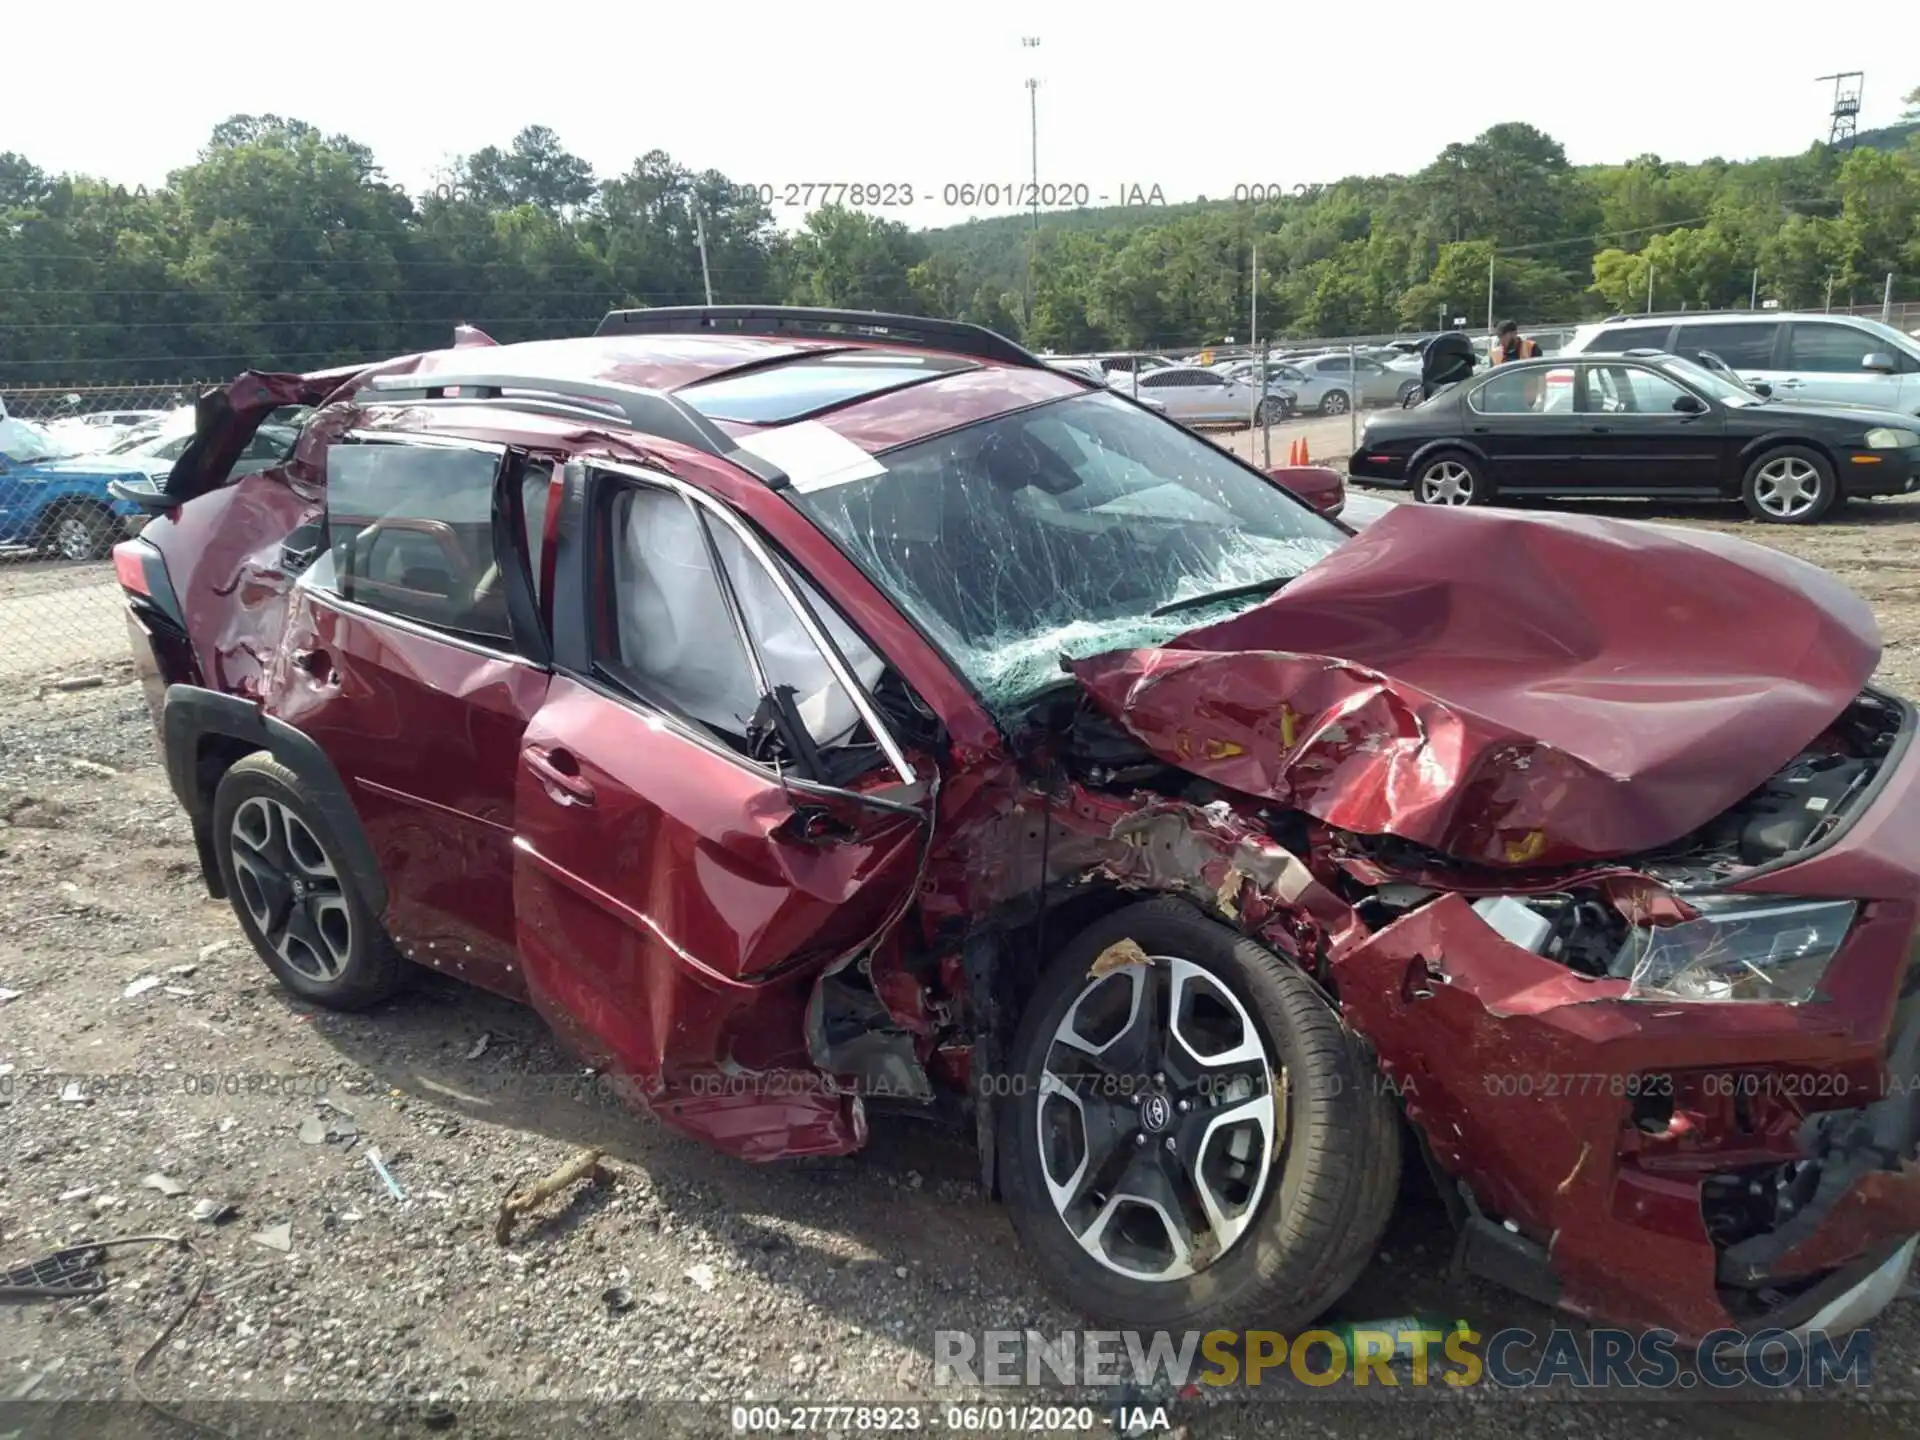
[5,2,1915,232]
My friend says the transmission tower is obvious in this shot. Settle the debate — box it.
[1817,72,1864,148]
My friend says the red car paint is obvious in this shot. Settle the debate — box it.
[121,331,1920,1340]
[1075,505,1880,868]
[1263,464,1346,518]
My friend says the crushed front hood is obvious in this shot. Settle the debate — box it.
[1072,506,1880,867]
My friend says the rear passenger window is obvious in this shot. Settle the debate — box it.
[324,442,512,644]
[1673,322,1777,369]
[1469,369,1547,414]
[1786,323,1879,373]
[1588,325,1671,352]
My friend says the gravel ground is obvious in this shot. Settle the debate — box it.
[5,497,1920,1439]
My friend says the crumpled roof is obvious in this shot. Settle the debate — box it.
[1073,505,1881,868]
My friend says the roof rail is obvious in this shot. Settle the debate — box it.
[594,305,1046,371]
[1598,309,1786,324]
[351,372,791,487]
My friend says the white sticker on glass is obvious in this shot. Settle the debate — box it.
[734,420,886,495]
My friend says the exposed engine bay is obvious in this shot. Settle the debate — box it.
[1028,684,1903,967]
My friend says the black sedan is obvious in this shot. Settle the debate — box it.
[1347,350,1920,524]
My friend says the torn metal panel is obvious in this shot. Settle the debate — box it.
[1332,890,1916,1339]
[1074,505,1880,868]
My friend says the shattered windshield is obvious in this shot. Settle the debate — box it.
[789,391,1345,711]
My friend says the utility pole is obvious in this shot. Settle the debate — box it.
[1646,263,1655,315]
[1750,268,1759,310]
[1885,271,1896,325]
[1023,37,1042,327]
[1249,243,1259,353]
[692,200,714,306]
[1485,250,1495,339]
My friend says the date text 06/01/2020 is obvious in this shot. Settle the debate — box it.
[729,1403,1126,1432]
[712,182,1170,209]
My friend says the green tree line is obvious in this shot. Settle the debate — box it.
[2,113,1917,386]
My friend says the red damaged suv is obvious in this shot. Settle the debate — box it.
[113,307,1920,1343]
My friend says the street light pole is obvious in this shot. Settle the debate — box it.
[1023,37,1041,328]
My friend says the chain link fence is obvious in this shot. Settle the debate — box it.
[0,383,209,688]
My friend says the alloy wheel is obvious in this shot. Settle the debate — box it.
[1036,956,1279,1281]
[1322,391,1349,415]
[55,515,97,560]
[1752,456,1824,519]
[228,796,354,982]
[1419,459,1475,504]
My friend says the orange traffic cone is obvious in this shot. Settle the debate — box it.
[1287,438,1300,465]
[1299,437,1310,466]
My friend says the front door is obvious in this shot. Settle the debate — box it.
[268,436,554,997]
[1575,361,1725,492]
[512,464,931,1158]
[1779,320,1918,410]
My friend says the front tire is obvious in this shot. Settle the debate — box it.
[1413,449,1488,506]
[1254,396,1286,426]
[211,753,409,1010]
[998,899,1399,1332]
[1742,445,1836,524]
[42,502,120,560]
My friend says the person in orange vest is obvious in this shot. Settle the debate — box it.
[1490,320,1540,365]
[1490,319,1545,409]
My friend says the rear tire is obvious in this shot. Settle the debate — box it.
[998,898,1399,1332]
[1413,449,1489,506]
[1741,446,1836,524]
[1319,389,1350,416]
[211,753,409,1011]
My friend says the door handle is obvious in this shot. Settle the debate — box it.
[523,745,596,806]
[1589,425,1612,433]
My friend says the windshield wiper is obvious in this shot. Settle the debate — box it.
[1151,575,1294,618]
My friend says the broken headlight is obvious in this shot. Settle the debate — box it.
[1612,896,1857,1003]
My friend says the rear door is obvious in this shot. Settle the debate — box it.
[512,463,931,1152]
[270,434,556,996]
[1670,319,1782,395]
[1575,361,1724,491]
[1463,365,1588,489]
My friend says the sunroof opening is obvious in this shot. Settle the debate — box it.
[681,352,976,424]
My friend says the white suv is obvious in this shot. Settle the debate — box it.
[1559,312,1920,414]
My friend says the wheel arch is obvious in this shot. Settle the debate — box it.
[160,684,386,914]
[1405,438,1492,477]
[29,492,117,546]
[1736,432,1839,476]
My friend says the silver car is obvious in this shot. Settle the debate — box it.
[1560,312,1920,415]
[1129,365,1287,425]
[1280,353,1424,414]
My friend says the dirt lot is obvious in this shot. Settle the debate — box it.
[5,495,1920,1439]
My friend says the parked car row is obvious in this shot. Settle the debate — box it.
[0,407,303,558]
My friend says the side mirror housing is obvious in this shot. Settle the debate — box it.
[1863,352,1897,374]
[1672,393,1708,415]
